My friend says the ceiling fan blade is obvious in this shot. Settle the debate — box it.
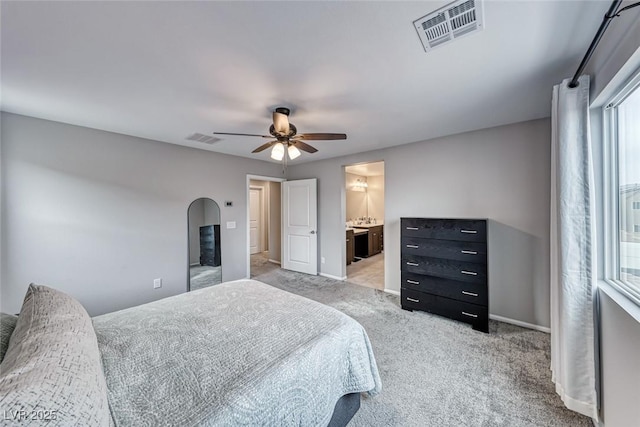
[294,133,347,141]
[252,140,277,153]
[213,132,272,138]
[272,111,290,135]
[292,140,318,153]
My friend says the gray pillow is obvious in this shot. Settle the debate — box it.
[0,313,18,363]
[0,284,111,426]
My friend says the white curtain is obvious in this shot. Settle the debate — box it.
[550,74,598,419]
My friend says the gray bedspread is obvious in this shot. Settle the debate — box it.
[93,279,381,426]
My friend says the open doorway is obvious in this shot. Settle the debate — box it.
[345,161,385,290]
[246,175,284,278]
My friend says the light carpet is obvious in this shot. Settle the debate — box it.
[250,255,591,427]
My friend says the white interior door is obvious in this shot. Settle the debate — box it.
[249,188,261,255]
[282,178,317,275]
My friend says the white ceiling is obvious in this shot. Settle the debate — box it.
[346,162,385,177]
[1,1,607,164]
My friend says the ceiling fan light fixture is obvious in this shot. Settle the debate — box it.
[287,144,301,160]
[271,142,285,161]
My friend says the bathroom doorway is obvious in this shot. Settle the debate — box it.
[345,161,385,290]
[246,175,285,279]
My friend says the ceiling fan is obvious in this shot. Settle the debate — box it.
[214,107,347,161]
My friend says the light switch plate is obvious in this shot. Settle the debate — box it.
[153,278,162,289]
[226,221,236,229]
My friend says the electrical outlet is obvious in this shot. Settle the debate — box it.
[321,257,326,264]
[153,278,162,289]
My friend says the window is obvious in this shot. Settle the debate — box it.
[604,69,640,304]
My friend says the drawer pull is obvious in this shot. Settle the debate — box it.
[406,227,419,230]
[346,239,350,242]
[406,262,419,267]
[460,229,477,234]
[406,244,419,249]
[461,250,477,255]
[406,297,420,303]
[461,311,478,318]
[406,279,420,285]
[461,270,478,276]
[461,291,478,297]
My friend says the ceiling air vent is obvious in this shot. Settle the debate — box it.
[185,133,221,145]
[413,0,484,52]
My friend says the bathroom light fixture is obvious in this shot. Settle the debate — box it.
[351,179,368,191]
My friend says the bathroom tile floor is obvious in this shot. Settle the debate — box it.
[346,252,384,290]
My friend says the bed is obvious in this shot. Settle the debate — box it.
[0,279,381,426]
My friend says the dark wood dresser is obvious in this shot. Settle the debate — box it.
[199,225,221,267]
[400,218,488,332]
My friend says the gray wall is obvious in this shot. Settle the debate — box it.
[0,112,281,316]
[585,3,640,425]
[289,118,552,328]
[204,200,221,226]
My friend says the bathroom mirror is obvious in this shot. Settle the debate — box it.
[188,198,222,291]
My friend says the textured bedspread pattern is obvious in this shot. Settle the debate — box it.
[93,279,381,426]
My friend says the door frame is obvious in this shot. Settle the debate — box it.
[249,185,264,254]
[246,174,286,278]
[343,160,386,286]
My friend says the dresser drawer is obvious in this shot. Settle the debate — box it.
[401,272,487,306]
[401,288,488,332]
[401,236,487,264]
[401,255,487,284]
[401,218,486,242]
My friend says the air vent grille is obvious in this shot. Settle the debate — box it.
[185,133,221,144]
[413,0,484,52]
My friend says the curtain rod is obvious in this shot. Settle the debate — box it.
[568,0,640,88]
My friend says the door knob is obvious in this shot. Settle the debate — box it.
[310,230,316,234]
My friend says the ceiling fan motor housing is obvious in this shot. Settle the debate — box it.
[274,107,290,116]
[269,123,297,139]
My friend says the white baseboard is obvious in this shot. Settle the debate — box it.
[268,259,281,265]
[490,314,550,333]
[189,263,199,267]
[320,272,347,281]
[383,288,400,296]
